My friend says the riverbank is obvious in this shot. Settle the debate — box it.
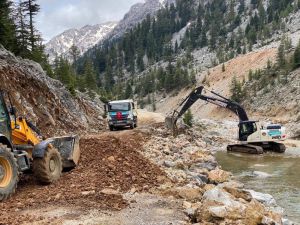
[216,149,300,224]
[139,122,292,224]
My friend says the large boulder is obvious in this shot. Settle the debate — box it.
[247,190,277,207]
[207,169,231,184]
[196,187,283,225]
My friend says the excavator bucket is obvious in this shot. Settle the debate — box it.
[165,116,175,130]
[165,115,178,136]
[50,135,80,169]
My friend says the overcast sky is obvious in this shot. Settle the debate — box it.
[35,0,143,42]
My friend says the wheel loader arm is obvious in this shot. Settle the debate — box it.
[166,86,249,132]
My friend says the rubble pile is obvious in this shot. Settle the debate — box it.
[0,45,104,136]
[0,131,166,224]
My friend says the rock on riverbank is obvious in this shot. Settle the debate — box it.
[140,125,290,225]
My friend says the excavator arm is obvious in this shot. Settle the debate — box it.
[165,86,249,132]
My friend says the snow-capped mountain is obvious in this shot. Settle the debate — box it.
[45,21,117,62]
[45,0,175,62]
[107,0,176,41]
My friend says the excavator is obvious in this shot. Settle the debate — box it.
[165,86,286,154]
[0,91,80,201]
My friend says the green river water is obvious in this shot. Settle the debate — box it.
[216,148,300,224]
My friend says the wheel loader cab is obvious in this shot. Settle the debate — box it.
[238,121,258,141]
[0,93,12,141]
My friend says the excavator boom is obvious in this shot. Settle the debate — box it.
[165,86,249,133]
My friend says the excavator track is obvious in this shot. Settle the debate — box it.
[270,142,286,153]
[227,144,264,154]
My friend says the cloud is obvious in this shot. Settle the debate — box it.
[36,0,143,42]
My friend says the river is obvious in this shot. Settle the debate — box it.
[216,147,300,224]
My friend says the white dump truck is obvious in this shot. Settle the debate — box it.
[105,99,138,131]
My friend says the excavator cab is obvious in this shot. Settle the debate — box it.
[238,121,258,141]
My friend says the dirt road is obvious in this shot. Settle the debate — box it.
[0,111,188,225]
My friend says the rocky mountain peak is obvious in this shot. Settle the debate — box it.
[105,0,176,42]
[45,21,117,62]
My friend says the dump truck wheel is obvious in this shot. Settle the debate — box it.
[0,144,19,201]
[33,146,62,184]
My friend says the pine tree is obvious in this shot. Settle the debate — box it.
[294,39,300,69]
[0,0,17,52]
[228,0,236,23]
[190,69,196,84]
[84,60,97,91]
[152,95,156,112]
[230,76,244,103]
[258,1,266,26]
[183,109,193,127]
[56,57,73,86]
[238,0,245,14]
[174,40,179,53]
[20,0,40,51]
[248,69,253,81]
[277,41,286,68]
[200,31,207,47]
[124,82,133,99]
[70,45,80,64]
[104,63,114,91]
[15,2,30,56]
[222,63,225,72]
[209,23,217,50]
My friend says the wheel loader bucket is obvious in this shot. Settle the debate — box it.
[50,135,80,169]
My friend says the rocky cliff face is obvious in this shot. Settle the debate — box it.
[102,0,176,42]
[45,21,117,62]
[0,46,104,137]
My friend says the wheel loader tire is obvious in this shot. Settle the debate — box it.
[0,144,19,201]
[33,146,62,184]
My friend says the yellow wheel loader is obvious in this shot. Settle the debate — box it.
[0,91,80,201]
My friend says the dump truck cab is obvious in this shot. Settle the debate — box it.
[106,99,137,131]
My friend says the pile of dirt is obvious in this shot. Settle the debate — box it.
[0,46,104,137]
[0,131,166,225]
